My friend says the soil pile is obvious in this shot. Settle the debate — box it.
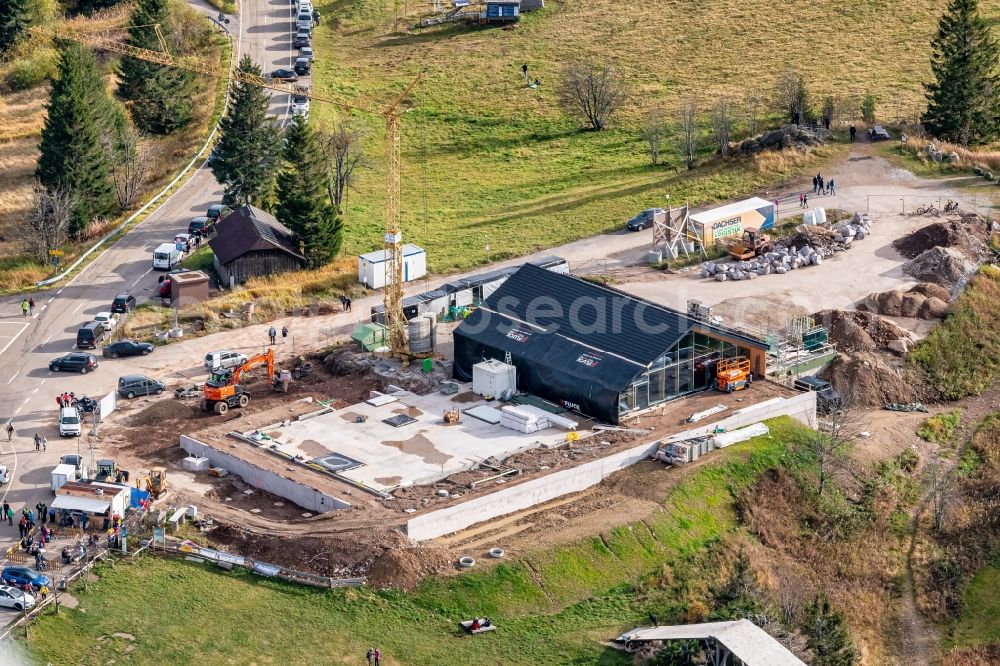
[893,219,987,260]
[902,246,975,287]
[820,352,915,407]
[367,547,452,591]
[123,400,199,427]
[856,283,952,320]
[813,309,911,349]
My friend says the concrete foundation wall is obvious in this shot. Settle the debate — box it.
[180,435,351,513]
[406,391,816,541]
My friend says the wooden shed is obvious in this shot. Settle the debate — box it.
[208,205,306,287]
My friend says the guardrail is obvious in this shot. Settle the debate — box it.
[153,538,365,589]
[35,26,236,288]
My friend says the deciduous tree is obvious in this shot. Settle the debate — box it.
[923,0,1000,145]
[679,100,699,170]
[211,54,280,206]
[642,105,665,166]
[558,60,627,131]
[37,41,118,238]
[318,122,370,213]
[16,185,73,263]
[277,115,343,267]
[712,96,734,157]
[775,67,809,124]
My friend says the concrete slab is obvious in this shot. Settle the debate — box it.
[250,388,588,492]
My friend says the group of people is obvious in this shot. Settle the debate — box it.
[56,391,75,408]
[365,647,382,666]
[33,432,47,453]
[811,172,835,196]
[19,298,35,317]
[267,325,290,346]
[470,617,493,631]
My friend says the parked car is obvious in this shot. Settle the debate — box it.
[60,454,83,472]
[49,353,98,374]
[76,321,106,350]
[204,350,248,371]
[626,208,664,231]
[291,93,310,117]
[173,233,193,252]
[206,204,229,222]
[189,216,213,236]
[58,406,81,437]
[1,567,51,592]
[793,375,842,414]
[103,340,154,359]
[93,311,120,331]
[110,293,137,314]
[294,57,311,76]
[117,374,166,399]
[271,68,299,82]
[299,46,315,62]
[293,30,311,48]
[0,585,35,611]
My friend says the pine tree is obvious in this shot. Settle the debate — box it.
[276,114,343,267]
[117,0,195,134]
[37,41,118,239]
[0,0,30,54]
[802,593,858,666]
[923,0,1000,145]
[211,54,280,207]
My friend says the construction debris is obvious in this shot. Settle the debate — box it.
[893,217,988,260]
[701,213,872,282]
[902,246,976,288]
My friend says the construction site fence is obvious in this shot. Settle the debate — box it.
[151,539,365,590]
[865,194,996,217]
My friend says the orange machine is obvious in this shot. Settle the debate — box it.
[714,357,752,393]
[202,349,275,415]
[728,228,773,261]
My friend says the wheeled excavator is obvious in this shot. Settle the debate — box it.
[201,349,275,415]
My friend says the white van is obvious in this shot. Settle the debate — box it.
[58,407,81,437]
[153,242,182,270]
[204,350,249,372]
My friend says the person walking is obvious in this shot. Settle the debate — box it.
[17,517,25,539]
[281,325,288,344]
[811,174,818,194]
[849,124,857,142]
[366,648,375,666]
[36,503,46,525]
[802,193,808,209]
[521,63,528,81]
[828,178,835,196]
[268,326,276,345]
[28,298,35,316]
[20,299,28,317]
[373,648,381,666]
[5,422,12,442]
[40,435,46,453]
[33,435,39,452]
[344,297,352,312]
[4,505,11,528]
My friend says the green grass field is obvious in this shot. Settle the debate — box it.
[949,560,1000,648]
[21,418,806,665]
[308,0,999,272]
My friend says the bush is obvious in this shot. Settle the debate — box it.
[917,410,962,443]
[5,47,58,91]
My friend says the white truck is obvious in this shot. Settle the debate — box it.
[153,242,182,270]
[51,463,78,492]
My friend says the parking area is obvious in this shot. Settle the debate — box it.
[0,322,29,357]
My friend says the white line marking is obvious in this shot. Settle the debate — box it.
[130,266,154,288]
[56,289,63,295]
[21,397,29,405]
[6,372,18,385]
[42,334,53,345]
[72,301,84,314]
[40,379,46,386]
[29,388,38,395]
[47,297,54,303]
[12,406,20,416]
[0,323,29,355]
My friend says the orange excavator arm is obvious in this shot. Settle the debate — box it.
[232,349,275,385]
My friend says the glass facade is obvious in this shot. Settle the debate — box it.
[618,332,747,416]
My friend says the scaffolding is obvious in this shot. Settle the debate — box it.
[653,205,705,259]
[725,311,836,384]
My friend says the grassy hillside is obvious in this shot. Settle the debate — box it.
[950,560,1000,648]
[23,418,808,665]
[310,0,997,270]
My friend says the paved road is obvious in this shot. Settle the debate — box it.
[0,0,297,535]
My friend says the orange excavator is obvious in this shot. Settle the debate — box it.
[202,349,275,415]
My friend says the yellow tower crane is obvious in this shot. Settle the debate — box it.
[30,24,419,358]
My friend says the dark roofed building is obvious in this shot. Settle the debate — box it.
[208,205,306,286]
[453,263,769,424]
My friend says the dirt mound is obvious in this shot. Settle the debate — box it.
[123,400,199,427]
[900,292,924,318]
[893,219,986,260]
[367,547,452,591]
[874,290,904,317]
[827,317,875,352]
[814,310,911,350]
[902,246,975,287]
[906,282,951,301]
[918,296,949,319]
[820,351,915,407]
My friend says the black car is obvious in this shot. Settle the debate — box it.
[271,68,299,82]
[110,293,137,314]
[49,353,98,374]
[206,204,230,221]
[188,216,213,236]
[293,31,311,48]
[793,376,842,414]
[118,374,165,399]
[294,58,311,75]
[626,208,664,231]
[60,454,83,472]
[103,340,154,359]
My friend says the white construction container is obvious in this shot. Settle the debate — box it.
[357,244,427,289]
[712,423,769,448]
[50,464,77,492]
[182,456,210,472]
[472,359,517,399]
